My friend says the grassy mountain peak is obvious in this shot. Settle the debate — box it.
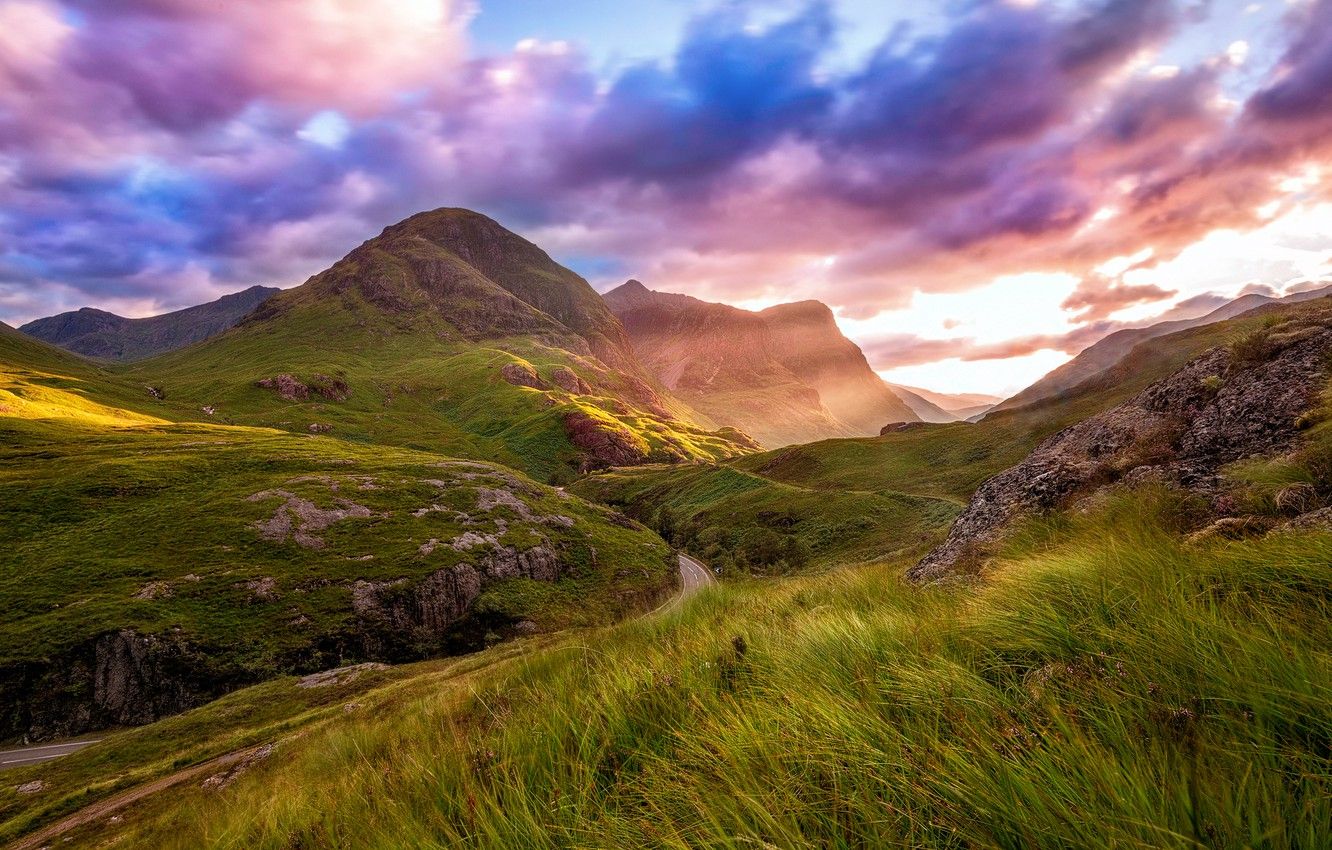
[113,210,753,480]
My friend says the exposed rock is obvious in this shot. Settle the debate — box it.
[1278,505,1332,531]
[307,423,332,433]
[1186,516,1275,545]
[0,629,229,740]
[201,743,274,791]
[352,545,562,654]
[256,374,309,401]
[880,421,927,435]
[248,489,374,549]
[549,366,592,395]
[201,405,217,416]
[133,581,173,601]
[500,362,547,390]
[565,411,650,471]
[308,373,351,402]
[144,384,165,400]
[912,327,1332,582]
[296,662,388,689]
[16,780,45,794]
[241,577,278,602]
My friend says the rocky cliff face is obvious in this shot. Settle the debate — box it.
[604,282,917,447]
[0,630,245,741]
[911,318,1332,582]
[352,544,564,657]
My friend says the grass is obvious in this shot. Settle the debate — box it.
[15,488,1325,848]
[573,463,959,573]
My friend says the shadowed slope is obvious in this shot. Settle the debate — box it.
[20,286,279,362]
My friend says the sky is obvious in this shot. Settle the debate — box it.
[1,1,1331,395]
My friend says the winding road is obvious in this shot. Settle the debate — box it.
[660,553,715,613]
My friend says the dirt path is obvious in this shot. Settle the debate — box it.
[9,745,270,850]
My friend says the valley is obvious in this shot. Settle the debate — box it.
[2,210,1330,849]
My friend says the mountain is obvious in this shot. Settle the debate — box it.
[603,282,917,447]
[884,383,1001,421]
[883,385,964,423]
[990,283,1332,414]
[603,282,859,447]
[757,301,919,436]
[20,285,280,361]
[118,209,755,480]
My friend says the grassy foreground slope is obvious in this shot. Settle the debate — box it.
[9,489,1327,848]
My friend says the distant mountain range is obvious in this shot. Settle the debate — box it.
[603,281,919,447]
[887,384,1001,423]
[990,283,1332,415]
[20,285,280,361]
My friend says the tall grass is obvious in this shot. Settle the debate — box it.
[114,490,1330,848]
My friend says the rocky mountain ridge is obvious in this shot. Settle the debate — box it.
[991,283,1332,415]
[912,302,1332,582]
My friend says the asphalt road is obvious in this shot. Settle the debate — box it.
[0,738,102,771]
[656,553,716,614]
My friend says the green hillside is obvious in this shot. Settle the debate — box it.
[0,321,677,742]
[115,210,754,482]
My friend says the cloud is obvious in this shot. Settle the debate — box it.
[1,0,1330,394]
[1060,276,1177,321]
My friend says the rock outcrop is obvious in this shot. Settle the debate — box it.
[0,630,234,740]
[352,545,563,655]
[501,362,548,390]
[911,323,1332,582]
[564,411,652,470]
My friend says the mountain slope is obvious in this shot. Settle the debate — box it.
[603,282,917,447]
[884,384,959,423]
[603,281,858,447]
[992,283,1332,414]
[20,285,279,362]
[758,301,918,435]
[117,211,755,480]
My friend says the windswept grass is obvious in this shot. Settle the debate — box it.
[47,489,1329,849]
[574,462,959,573]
